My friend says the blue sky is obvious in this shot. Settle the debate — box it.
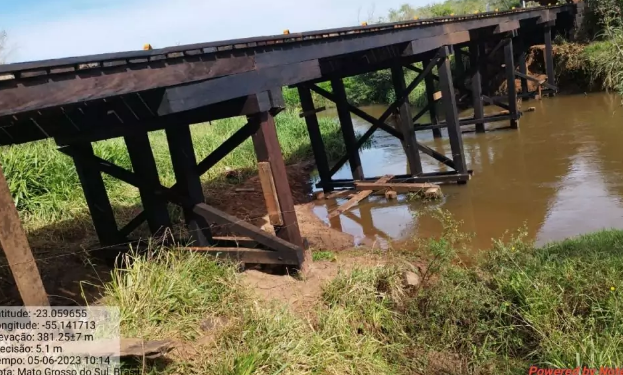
[1,0,431,63]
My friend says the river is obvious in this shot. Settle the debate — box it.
[311,92,623,250]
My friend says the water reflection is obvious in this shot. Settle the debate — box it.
[312,92,623,249]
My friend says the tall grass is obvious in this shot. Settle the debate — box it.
[100,210,623,374]
[1,110,350,230]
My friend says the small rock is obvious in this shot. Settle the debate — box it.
[200,316,229,332]
[403,271,421,288]
[314,191,326,200]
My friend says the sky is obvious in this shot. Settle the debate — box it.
[1,0,431,63]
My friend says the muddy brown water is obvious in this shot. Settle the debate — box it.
[311,92,623,250]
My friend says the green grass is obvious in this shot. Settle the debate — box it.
[1,109,354,233]
[98,208,623,374]
[311,250,336,262]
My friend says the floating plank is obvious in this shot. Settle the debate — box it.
[354,181,440,194]
[327,175,393,219]
[0,164,49,306]
[323,190,356,200]
[257,162,283,226]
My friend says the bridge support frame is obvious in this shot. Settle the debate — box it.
[301,46,471,191]
[58,95,308,270]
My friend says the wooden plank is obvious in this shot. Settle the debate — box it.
[391,65,422,175]
[66,143,123,245]
[354,181,439,193]
[166,123,212,246]
[257,162,283,226]
[193,203,303,256]
[159,60,320,116]
[184,247,300,266]
[323,190,356,199]
[470,41,485,133]
[299,106,326,118]
[124,133,172,235]
[438,47,468,175]
[495,20,520,33]
[298,86,333,193]
[196,120,261,176]
[327,175,393,219]
[403,31,470,56]
[249,111,306,267]
[331,78,364,181]
[514,71,557,90]
[0,56,256,117]
[0,163,49,306]
[504,39,519,129]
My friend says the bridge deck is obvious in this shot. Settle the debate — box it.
[0,5,574,146]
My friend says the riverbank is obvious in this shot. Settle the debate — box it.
[104,220,623,374]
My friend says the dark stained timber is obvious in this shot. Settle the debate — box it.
[391,65,422,175]
[331,78,364,180]
[504,39,519,129]
[67,143,123,245]
[298,86,333,192]
[423,58,442,138]
[166,123,213,247]
[544,25,556,94]
[249,111,305,254]
[124,133,172,235]
[469,42,485,133]
[438,46,468,175]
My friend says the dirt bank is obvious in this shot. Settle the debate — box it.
[205,161,355,252]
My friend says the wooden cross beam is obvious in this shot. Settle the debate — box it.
[0,163,49,306]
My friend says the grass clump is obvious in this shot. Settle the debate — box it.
[311,250,336,262]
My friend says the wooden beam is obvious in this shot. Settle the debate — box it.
[331,78,364,180]
[327,175,393,219]
[438,47,468,175]
[514,71,557,91]
[257,162,283,226]
[298,86,333,193]
[159,60,320,115]
[166,123,212,246]
[125,133,172,235]
[403,31,470,56]
[249,110,307,268]
[66,143,123,245]
[504,39,519,129]
[0,56,256,118]
[391,66,422,176]
[469,42,485,133]
[0,163,49,306]
[495,21,520,34]
[193,203,303,257]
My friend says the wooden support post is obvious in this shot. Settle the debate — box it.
[423,58,442,138]
[469,42,485,133]
[0,163,49,306]
[454,48,466,89]
[504,39,519,129]
[69,143,123,245]
[249,111,307,266]
[544,25,556,96]
[438,46,468,176]
[298,86,333,192]
[517,37,529,100]
[257,162,283,226]
[124,133,172,235]
[391,66,422,176]
[331,78,364,180]
[166,124,212,246]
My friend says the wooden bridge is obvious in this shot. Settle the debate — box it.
[0,4,578,305]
